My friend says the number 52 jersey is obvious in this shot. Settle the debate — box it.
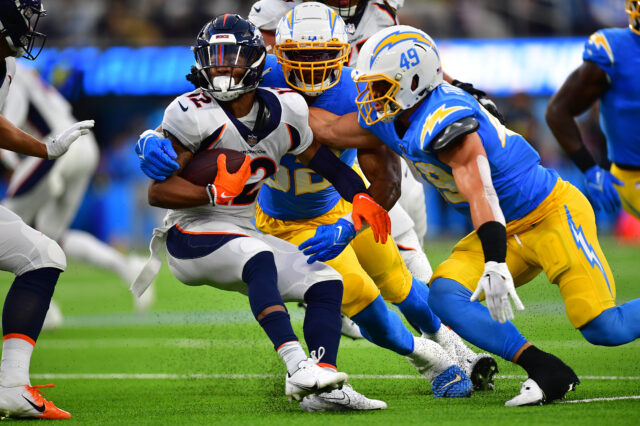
[161,87,313,228]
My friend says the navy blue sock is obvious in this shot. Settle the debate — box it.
[242,252,298,349]
[303,280,342,367]
[394,277,441,334]
[580,301,640,346]
[352,295,415,355]
[258,311,299,350]
[429,278,527,361]
[2,268,60,342]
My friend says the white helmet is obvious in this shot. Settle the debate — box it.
[352,25,443,125]
[274,2,350,96]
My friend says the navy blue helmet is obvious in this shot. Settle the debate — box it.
[0,0,46,60]
[191,14,266,101]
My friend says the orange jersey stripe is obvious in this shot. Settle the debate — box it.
[3,333,36,346]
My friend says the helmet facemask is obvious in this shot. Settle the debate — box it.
[194,38,265,102]
[275,40,349,96]
[354,74,402,125]
[626,0,640,35]
[317,0,364,20]
[0,0,47,60]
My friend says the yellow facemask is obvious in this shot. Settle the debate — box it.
[354,73,402,125]
[274,40,350,94]
[626,0,640,35]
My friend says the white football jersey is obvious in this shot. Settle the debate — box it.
[248,0,399,66]
[2,63,75,137]
[162,87,312,228]
[0,57,16,110]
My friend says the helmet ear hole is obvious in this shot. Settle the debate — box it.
[411,75,420,91]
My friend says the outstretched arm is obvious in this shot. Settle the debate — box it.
[309,108,383,149]
[357,145,401,211]
[437,132,524,322]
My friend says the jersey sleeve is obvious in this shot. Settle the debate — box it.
[419,97,475,152]
[583,30,615,76]
[162,95,205,153]
[249,0,296,31]
[280,91,313,156]
[260,54,289,89]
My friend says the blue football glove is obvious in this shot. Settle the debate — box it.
[584,165,624,214]
[136,130,180,181]
[298,218,356,264]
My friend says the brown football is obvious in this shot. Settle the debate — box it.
[179,148,247,186]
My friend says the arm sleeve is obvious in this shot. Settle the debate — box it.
[307,145,368,202]
[161,97,203,153]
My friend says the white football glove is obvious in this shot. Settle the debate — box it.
[45,120,95,159]
[470,261,524,323]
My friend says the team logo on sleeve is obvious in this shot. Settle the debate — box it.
[587,33,614,63]
[420,105,471,145]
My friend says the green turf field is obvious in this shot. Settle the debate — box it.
[0,236,638,424]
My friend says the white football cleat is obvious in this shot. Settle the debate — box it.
[0,384,71,419]
[406,335,453,382]
[42,301,64,331]
[340,314,363,340]
[299,383,387,411]
[505,379,545,406]
[285,359,348,401]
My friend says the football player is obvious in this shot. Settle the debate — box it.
[130,14,394,404]
[250,0,434,293]
[0,0,94,419]
[306,25,640,406]
[546,0,640,218]
[1,63,156,317]
[137,4,489,409]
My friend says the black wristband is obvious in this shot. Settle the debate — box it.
[477,221,507,263]
[568,145,597,173]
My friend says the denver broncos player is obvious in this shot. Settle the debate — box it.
[138,4,483,408]
[546,0,640,218]
[249,0,434,289]
[130,14,396,404]
[0,0,94,419]
[309,25,640,406]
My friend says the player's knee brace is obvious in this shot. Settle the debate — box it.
[242,251,285,318]
[394,278,441,334]
[580,303,640,346]
[2,267,61,341]
[352,295,414,355]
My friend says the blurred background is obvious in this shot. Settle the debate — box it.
[3,0,639,249]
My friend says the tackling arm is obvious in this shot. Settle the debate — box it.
[357,145,402,211]
[309,108,383,149]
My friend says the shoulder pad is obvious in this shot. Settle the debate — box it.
[584,30,614,67]
[430,116,479,153]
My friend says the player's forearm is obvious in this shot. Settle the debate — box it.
[0,115,48,158]
[309,109,381,149]
[545,102,586,156]
[148,177,210,209]
[358,147,401,211]
[308,145,369,202]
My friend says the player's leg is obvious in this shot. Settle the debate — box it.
[0,207,71,419]
[610,163,640,219]
[429,228,579,406]
[533,182,640,345]
[348,229,472,397]
[165,222,347,401]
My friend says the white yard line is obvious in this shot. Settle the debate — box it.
[559,395,640,404]
[29,373,640,381]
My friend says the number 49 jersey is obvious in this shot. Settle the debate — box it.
[161,87,312,228]
[360,82,559,223]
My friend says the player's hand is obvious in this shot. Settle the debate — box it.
[46,120,95,159]
[351,192,391,244]
[470,261,524,323]
[211,154,251,205]
[452,80,505,124]
[136,130,180,181]
[298,218,356,264]
[584,165,624,214]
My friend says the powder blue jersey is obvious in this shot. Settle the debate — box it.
[583,28,640,167]
[257,54,358,220]
[360,82,559,223]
